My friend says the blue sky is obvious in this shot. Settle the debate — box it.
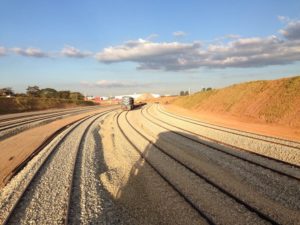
[0,0,300,96]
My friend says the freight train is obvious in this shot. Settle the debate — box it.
[121,96,146,110]
[121,96,134,110]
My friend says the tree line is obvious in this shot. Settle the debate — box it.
[0,86,84,101]
[179,87,213,96]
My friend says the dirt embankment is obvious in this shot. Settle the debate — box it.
[170,76,300,128]
[0,97,95,114]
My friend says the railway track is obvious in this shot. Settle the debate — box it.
[142,106,300,181]
[65,110,113,224]
[0,108,116,225]
[148,104,300,168]
[0,106,102,129]
[0,106,103,140]
[117,110,294,225]
[116,111,215,225]
[0,106,100,123]
[156,104,300,148]
[1,104,299,224]
[128,106,300,224]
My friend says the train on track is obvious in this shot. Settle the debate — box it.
[121,96,134,110]
[121,96,146,110]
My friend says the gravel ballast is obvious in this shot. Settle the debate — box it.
[0,111,120,224]
[1,104,299,225]
[151,104,300,166]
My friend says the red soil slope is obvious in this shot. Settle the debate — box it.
[172,76,300,128]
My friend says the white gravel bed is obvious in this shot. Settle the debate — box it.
[158,104,300,148]
[0,120,79,224]
[119,112,269,225]
[3,115,100,224]
[129,109,300,225]
[149,105,300,166]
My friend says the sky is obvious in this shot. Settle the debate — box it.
[0,0,300,96]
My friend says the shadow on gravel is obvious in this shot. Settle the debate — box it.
[85,121,125,225]
[97,130,216,225]
[130,103,147,111]
[103,128,300,225]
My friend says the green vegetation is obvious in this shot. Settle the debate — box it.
[179,90,189,96]
[172,76,300,127]
[0,85,95,114]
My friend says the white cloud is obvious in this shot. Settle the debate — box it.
[0,47,6,56]
[95,39,201,65]
[224,34,241,39]
[81,80,150,88]
[173,31,187,37]
[146,34,159,40]
[95,26,300,71]
[2,18,300,72]
[278,15,291,23]
[61,45,92,58]
[11,47,48,57]
[279,20,300,40]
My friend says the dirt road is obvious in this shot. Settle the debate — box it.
[1,104,299,224]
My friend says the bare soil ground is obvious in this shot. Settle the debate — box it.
[0,106,117,188]
[172,76,300,128]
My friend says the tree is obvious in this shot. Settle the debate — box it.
[201,88,206,92]
[58,90,71,99]
[0,87,14,96]
[184,91,189,96]
[206,87,212,91]
[39,88,58,98]
[180,91,185,96]
[26,86,40,97]
[70,92,84,101]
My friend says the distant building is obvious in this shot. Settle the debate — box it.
[85,96,95,101]
[84,95,109,103]
[115,93,141,100]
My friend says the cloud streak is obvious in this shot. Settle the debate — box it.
[11,47,48,57]
[0,47,6,56]
[81,80,151,88]
[173,31,187,37]
[61,45,92,58]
